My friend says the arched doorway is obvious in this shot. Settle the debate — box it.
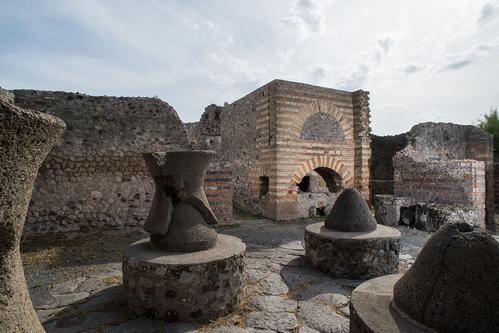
[296,167,344,218]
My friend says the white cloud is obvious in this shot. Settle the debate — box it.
[479,2,497,23]
[402,63,428,74]
[281,0,328,40]
[311,66,327,83]
[0,0,498,135]
[377,37,395,53]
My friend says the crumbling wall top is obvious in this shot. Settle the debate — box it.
[0,87,14,104]
[11,89,189,155]
[402,122,491,161]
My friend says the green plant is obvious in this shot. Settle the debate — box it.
[478,107,499,151]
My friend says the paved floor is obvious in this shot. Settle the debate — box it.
[23,219,431,333]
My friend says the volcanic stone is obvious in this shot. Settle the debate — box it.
[143,150,218,252]
[0,99,65,333]
[350,222,499,333]
[325,188,376,232]
[123,234,245,322]
[305,223,400,279]
[392,222,499,332]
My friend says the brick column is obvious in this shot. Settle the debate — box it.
[352,90,372,202]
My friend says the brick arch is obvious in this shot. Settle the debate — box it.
[291,100,353,141]
[290,156,353,186]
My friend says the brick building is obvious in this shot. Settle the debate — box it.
[221,79,371,220]
[372,122,495,230]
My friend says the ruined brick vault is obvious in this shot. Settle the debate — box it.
[221,80,371,220]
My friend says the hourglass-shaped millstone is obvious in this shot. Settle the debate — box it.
[0,99,65,333]
[142,150,218,252]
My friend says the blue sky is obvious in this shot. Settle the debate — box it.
[1,0,498,134]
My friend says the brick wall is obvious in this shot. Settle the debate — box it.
[394,156,486,228]
[220,85,264,214]
[377,122,494,229]
[221,79,371,220]
[204,163,234,224]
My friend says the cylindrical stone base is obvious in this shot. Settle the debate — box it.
[123,234,245,322]
[350,274,434,333]
[304,222,400,279]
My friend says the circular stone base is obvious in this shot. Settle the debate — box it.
[304,222,400,279]
[123,234,246,322]
[350,274,434,333]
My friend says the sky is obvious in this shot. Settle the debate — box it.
[1,0,498,135]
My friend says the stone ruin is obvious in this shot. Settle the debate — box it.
[350,221,499,332]
[305,188,400,279]
[1,81,495,236]
[0,80,498,331]
[0,90,65,332]
[123,150,245,322]
[221,79,371,221]
[372,122,495,231]
[9,90,233,237]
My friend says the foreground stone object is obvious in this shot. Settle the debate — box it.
[305,188,400,279]
[0,99,65,332]
[325,188,377,232]
[350,222,499,333]
[143,150,218,252]
[305,223,400,279]
[123,235,245,322]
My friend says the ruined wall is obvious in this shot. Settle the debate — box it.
[186,104,222,152]
[394,155,486,227]
[465,124,495,228]
[221,85,269,214]
[370,134,408,199]
[26,153,155,233]
[204,162,234,223]
[352,90,372,199]
[392,122,493,228]
[0,86,14,103]
[11,90,232,235]
[376,123,494,229]
[221,80,371,220]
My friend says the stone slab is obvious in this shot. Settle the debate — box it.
[350,274,435,333]
[124,234,245,265]
[306,222,401,240]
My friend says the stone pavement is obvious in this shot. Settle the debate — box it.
[26,219,430,332]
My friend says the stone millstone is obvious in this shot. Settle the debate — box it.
[350,221,499,333]
[392,222,499,333]
[305,223,400,279]
[0,98,65,333]
[150,201,218,252]
[143,150,218,252]
[123,234,245,322]
[325,188,376,232]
